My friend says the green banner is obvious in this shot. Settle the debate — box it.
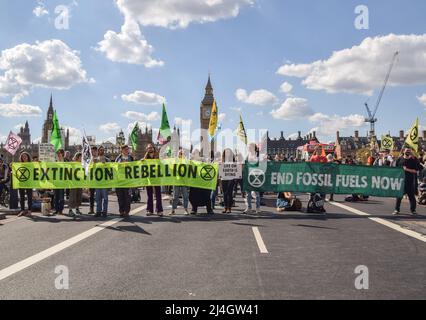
[12,159,218,190]
[244,162,405,198]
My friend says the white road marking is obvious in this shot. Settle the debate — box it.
[329,201,426,244]
[252,227,269,254]
[0,205,146,282]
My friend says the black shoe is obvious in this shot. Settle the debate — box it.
[207,210,215,215]
[102,213,108,218]
[411,210,417,215]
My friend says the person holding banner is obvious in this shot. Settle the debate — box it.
[88,146,98,215]
[244,143,261,214]
[115,145,134,218]
[17,152,33,217]
[189,149,214,215]
[221,149,236,214]
[52,149,66,215]
[394,148,422,215]
[143,144,164,217]
[68,152,83,218]
[171,149,190,215]
[95,146,110,218]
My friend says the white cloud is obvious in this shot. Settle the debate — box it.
[230,107,242,112]
[0,39,92,101]
[122,90,166,105]
[280,82,293,94]
[277,34,426,95]
[0,103,42,118]
[63,126,81,145]
[115,0,254,29]
[271,98,313,120]
[14,123,24,130]
[99,122,120,133]
[418,94,426,107]
[236,89,277,106]
[218,113,226,122]
[307,113,366,136]
[287,133,299,140]
[123,111,160,122]
[174,117,193,127]
[126,121,152,136]
[97,16,164,67]
[33,1,49,17]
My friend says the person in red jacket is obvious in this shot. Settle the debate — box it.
[310,146,328,163]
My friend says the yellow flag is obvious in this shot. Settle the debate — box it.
[237,115,248,145]
[208,100,218,139]
[381,135,394,151]
[405,118,419,152]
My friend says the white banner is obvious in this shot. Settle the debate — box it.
[219,163,242,180]
[38,143,56,162]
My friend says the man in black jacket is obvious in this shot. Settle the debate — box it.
[394,148,422,215]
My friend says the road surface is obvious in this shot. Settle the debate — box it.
[0,192,425,300]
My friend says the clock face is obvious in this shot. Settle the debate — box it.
[204,109,211,118]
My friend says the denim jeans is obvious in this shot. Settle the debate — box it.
[246,191,260,209]
[96,189,109,214]
[54,189,65,213]
[172,186,189,210]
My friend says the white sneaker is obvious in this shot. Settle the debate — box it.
[393,210,400,215]
[256,209,261,214]
[243,209,253,214]
[184,209,189,215]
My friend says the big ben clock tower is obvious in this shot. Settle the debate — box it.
[200,75,215,158]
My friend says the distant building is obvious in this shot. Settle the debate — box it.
[335,130,426,159]
[200,75,216,158]
[18,121,31,147]
[128,126,153,159]
[267,131,317,159]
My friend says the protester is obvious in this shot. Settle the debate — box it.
[0,158,7,198]
[244,143,261,214]
[171,149,189,215]
[276,192,293,212]
[88,146,98,214]
[394,147,422,215]
[308,146,326,213]
[143,144,164,217]
[95,146,110,218]
[53,149,65,215]
[189,149,214,215]
[221,148,236,214]
[211,151,222,210]
[17,152,33,217]
[115,145,134,217]
[68,152,83,218]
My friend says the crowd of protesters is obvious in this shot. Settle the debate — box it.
[0,141,424,219]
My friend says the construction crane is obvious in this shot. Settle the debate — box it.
[364,51,399,136]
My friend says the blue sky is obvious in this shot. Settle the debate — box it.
[1,0,426,146]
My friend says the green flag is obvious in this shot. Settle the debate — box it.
[157,103,171,145]
[130,122,139,151]
[50,111,62,152]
